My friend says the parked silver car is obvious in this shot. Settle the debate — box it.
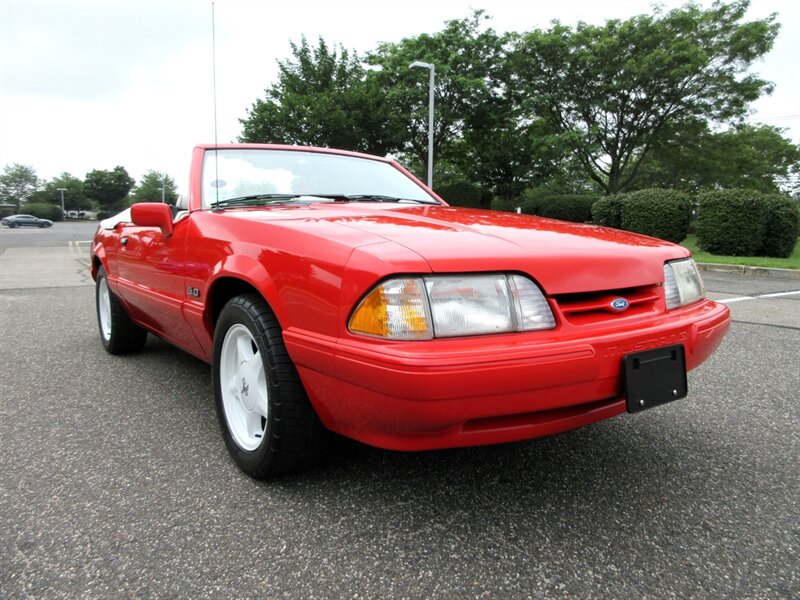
[1,214,53,228]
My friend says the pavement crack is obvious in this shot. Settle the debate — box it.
[732,319,800,331]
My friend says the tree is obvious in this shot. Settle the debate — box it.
[633,122,800,194]
[0,163,40,209]
[28,173,89,212]
[512,0,779,194]
[131,170,179,204]
[455,39,568,202]
[368,11,505,183]
[239,37,394,155]
[457,112,565,202]
[239,13,509,186]
[84,166,135,212]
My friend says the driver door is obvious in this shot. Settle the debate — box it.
[115,215,202,355]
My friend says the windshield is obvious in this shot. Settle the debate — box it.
[201,149,438,208]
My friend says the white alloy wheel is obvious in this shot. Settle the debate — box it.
[98,275,112,342]
[94,266,147,354]
[212,294,325,478]
[219,323,269,451]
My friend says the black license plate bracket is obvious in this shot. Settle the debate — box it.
[624,344,687,413]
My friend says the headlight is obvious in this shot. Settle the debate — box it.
[663,259,704,309]
[349,274,555,340]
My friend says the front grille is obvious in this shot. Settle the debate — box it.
[553,284,661,326]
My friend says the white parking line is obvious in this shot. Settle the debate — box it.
[718,290,800,304]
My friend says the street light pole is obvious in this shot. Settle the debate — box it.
[409,60,435,189]
[56,188,66,217]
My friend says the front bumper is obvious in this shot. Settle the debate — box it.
[284,299,730,451]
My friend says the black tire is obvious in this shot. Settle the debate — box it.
[10,222,18,228]
[95,265,148,354]
[212,294,325,478]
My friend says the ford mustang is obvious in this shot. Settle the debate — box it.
[91,144,730,478]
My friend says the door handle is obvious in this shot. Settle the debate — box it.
[121,236,128,246]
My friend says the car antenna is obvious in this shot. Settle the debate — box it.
[211,1,220,208]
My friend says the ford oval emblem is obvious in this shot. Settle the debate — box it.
[610,297,630,312]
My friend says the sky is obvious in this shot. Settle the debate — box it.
[1,0,798,196]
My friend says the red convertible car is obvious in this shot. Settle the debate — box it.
[91,144,730,478]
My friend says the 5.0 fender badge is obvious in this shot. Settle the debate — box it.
[610,297,630,312]
[187,287,200,298]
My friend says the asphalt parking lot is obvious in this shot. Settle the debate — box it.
[1,222,798,599]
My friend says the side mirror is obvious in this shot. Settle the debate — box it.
[131,203,174,237]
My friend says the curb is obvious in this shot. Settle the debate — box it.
[697,262,800,281]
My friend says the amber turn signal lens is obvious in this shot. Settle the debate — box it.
[350,274,555,340]
[349,278,432,340]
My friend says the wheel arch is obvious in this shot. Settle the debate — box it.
[204,263,287,337]
[91,252,105,281]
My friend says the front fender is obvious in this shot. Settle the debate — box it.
[206,253,287,327]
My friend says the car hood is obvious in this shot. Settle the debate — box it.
[238,204,689,294]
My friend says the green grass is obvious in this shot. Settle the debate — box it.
[680,234,800,270]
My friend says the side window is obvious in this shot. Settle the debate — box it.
[172,195,190,223]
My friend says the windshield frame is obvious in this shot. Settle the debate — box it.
[199,146,443,210]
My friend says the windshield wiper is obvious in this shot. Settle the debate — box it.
[338,194,440,205]
[211,193,440,210]
[211,194,336,210]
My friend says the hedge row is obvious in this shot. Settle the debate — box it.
[451,186,598,223]
[591,189,691,243]
[591,196,623,228]
[527,194,599,223]
[21,203,64,222]
[490,193,599,223]
[761,195,800,258]
[696,189,799,257]
[495,190,688,238]
[419,181,798,257]
[621,189,692,244]
[435,181,493,209]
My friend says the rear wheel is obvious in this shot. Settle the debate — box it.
[213,294,325,478]
[95,266,148,354]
